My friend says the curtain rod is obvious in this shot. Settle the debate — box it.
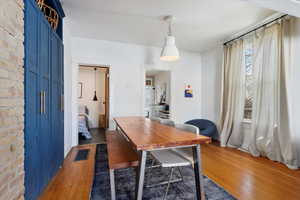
[223,14,288,46]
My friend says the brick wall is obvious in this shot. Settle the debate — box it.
[0,0,25,200]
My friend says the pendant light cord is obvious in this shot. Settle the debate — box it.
[93,68,98,101]
[168,21,172,36]
[94,68,97,91]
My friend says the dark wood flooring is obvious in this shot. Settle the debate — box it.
[79,128,106,145]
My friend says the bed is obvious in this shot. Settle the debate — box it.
[78,105,92,139]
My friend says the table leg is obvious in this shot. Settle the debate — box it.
[193,144,205,200]
[135,150,147,200]
[109,169,116,200]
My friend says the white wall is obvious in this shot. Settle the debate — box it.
[78,67,105,128]
[63,19,73,156]
[64,37,203,147]
[200,47,223,125]
[170,53,202,123]
[71,38,146,131]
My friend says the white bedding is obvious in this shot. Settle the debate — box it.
[78,115,92,139]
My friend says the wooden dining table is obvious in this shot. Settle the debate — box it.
[114,116,211,200]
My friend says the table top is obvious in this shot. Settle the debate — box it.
[114,116,211,151]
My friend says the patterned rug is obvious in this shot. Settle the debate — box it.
[91,144,236,200]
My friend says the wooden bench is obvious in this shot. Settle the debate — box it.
[106,130,139,200]
[39,144,96,200]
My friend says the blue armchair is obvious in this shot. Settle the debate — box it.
[185,119,218,138]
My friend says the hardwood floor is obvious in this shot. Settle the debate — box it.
[39,144,96,200]
[39,141,300,200]
[201,142,300,200]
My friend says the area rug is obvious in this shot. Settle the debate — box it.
[91,144,236,200]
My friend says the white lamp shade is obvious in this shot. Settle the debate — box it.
[160,36,180,61]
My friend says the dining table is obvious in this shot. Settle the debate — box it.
[114,116,211,200]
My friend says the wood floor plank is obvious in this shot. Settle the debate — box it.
[202,142,300,200]
[39,144,96,200]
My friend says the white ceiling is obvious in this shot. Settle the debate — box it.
[62,0,275,52]
[245,0,300,18]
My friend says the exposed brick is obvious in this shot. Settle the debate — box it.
[0,171,14,188]
[0,79,14,89]
[9,173,24,188]
[0,68,9,78]
[0,117,18,128]
[0,184,9,199]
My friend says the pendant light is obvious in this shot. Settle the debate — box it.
[160,16,180,62]
[93,68,98,101]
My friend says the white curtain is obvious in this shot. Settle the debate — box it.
[248,18,298,169]
[219,40,246,147]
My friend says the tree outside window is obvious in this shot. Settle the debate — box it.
[244,45,254,120]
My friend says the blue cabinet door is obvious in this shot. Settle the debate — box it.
[39,17,52,191]
[25,0,65,199]
[50,32,64,175]
[58,39,64,165]
[24,0,42,199]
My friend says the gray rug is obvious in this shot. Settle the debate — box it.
[92,144,236,200]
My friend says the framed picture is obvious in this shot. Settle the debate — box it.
[78,82,83,98]
[145,77,153,86]
[184,84,193,98]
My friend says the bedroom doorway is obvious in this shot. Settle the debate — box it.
[78,65,110,145]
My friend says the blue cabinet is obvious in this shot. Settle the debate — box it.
[50,32,64,176]
[24,0,65,199]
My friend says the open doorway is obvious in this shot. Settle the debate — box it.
[145,70,171,119]
[78,65,110,145]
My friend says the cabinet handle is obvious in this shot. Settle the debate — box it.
[43,91,46,114]
[40,91,43,114]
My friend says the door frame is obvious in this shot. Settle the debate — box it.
[144,69,172,119]
[78,65,110,129]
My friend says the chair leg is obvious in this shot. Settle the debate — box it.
[163,167,174,200]
[147,154,161,169]
[177,167,184,182]
[148,157,156,170]
[146,158,156,185]
[146,166,184,188]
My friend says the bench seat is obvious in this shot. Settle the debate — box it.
[106,130,139,200]
[39,144,96,200]
[106,130,139,169]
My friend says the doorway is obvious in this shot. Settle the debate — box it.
[77,65,110,145]
[145,70,171,119]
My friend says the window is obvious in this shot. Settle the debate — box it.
[244,43,254,120]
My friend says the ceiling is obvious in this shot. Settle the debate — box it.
[62,0,275,52]
[245,0,300,18]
